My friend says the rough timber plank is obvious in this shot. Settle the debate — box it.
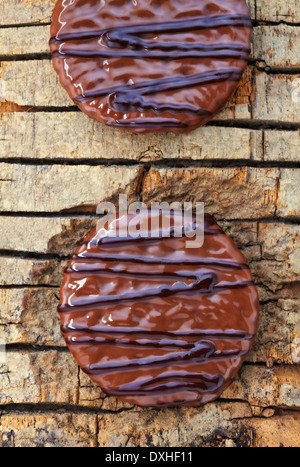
[0,217,96,255]
[0,257,65,286]
[0,287,63,346]
[0,26,50,56]
[249,299,300,366]
[0,112,263,161]
[255,0,300,23]
[248,222,300,300]
[0,350,78,405]
[0,164,143,212]
[0,412,97,448]
[276,170,300,218]
[96,407,300,447]
[222,365,300,409]
[2,24,300,70]
[0,1,56,26]
[142,167,300,220]
[142,167,280,220]
[253,72,300,123]
[263,130,300,162]
[0,408,298,448]
[0,60,72,107]
[253,25,300,68]
[241,414,300,448]
[0,348,133,411]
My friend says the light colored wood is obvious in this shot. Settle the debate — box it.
[222,365,300,408]
[0,257,65,286]
[253,24,300,68]
[0,0,56,25]
[96,405,300,447]
[2,408,299,447]
[0,60,71,107]
[0,216,96,254]
[254,72,300,122]
[0,287,64,346]
[0,112,263,161]
[263,130,300,162]
[0,413,97,447]
[0,163,143,212]
[5,165,299,218]
[255,0,300,23]
[0,350,78,405]
[1,112,299,162]
[276,169,300,217]
[0,25,50,56]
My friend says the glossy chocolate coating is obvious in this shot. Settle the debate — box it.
[50,0,252,134]
[58,211,259,408]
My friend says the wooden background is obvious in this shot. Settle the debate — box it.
[0,0,299,447]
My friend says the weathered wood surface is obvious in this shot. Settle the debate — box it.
[0,0,299,448]
[0,113,264,162]
[1,112,299,162]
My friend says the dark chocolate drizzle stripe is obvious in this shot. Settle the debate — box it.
[61,325,253,341]
[51,43,250,61]
[59,280,255,312]
[65,335,216,349]
[83,348,247,376]
[73,253,249,269]
[109,99,212,116]
[85,340,215,370]
[66,336,246,355]
[94,229,224,247]
[107,119,189,128]
[73,68,242,104]
[59,273,215,310]
[65,268,246,283]
[50,14,252,44]
[104,372,225,397]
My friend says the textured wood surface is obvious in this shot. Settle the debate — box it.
[0,0,299,448]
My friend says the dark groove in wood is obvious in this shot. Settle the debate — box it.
[0,213,299,224]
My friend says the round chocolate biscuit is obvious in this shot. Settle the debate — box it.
[50,0,252,134]
[58,211,259,408]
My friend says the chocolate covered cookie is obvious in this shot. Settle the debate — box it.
[50,0,252,134]
[58,211,259,408]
